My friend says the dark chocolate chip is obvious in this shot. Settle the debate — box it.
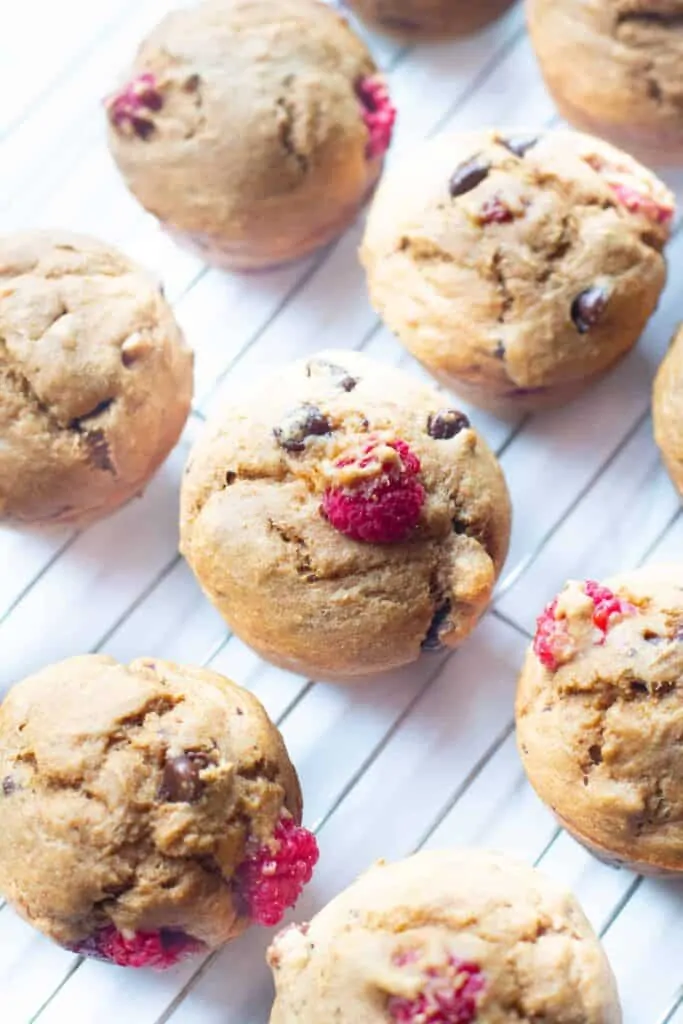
[588,744,603,765]
[184,73,201,92]
[421,601,452,652]
[630,680,649,696]
[494,341,506,360]
[571,286,608,334]
[274,404,332,453]
[499,134,538,158]
[159,753,208,803]
[449,156,490,198]
[305,359,358,392]
[225,471,236,485]
[2,776,16,796]
[452,515,471,535]
[84,428,115,473]
[427,409,470,440]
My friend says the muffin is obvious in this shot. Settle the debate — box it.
[340,0,514,39]
[180,350,511,681]
[528,0,683,164]
[654,324,683,497]
[0,231,193,526]
[268,848,621,1023]
[361,129,673,414]
[517,566,683,876]
[106,0,396,272]
[0,655,318,967]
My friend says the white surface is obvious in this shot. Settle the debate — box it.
[1,1,683,1021]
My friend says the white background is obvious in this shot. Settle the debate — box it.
[1,1,683,1021]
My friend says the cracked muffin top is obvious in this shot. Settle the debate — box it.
[0,654,318,967]
[527,0,683,161]
[0,230,193,526]
[106,0,394,268]
[517,566,683,875]
[180,350,511,681]
[268,848,621,1024]
[360,129,672,414]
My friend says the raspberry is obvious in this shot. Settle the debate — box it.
[356,76,396,160]
[234,816,319,928]
[583,154,674,226]
[478,195,514,224]
[388,957,485,1024]
[71,927,202,969]
[534,581,636,670]
[321,438,425,544]
[105,73,163,139]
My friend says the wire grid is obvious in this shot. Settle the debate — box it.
[1,1,683,1021]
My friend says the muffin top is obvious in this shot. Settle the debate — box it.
[0,655,305,954]
[361,129,672,398]
[106,0,389,244]
[654,324,683,495]
[180,350,511,678]
[517,565,683,872]
[0,230,193,525]
[268,848,621,1024]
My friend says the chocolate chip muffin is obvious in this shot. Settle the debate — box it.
[106,0,396,272]
[654,324,683,498]
[517,566,683,876]
[180,350,510,681]
[340,0,514,38]
[0,655,318,968]
[528,0,683,164]
[0,231,193,526]
[268,849,621,1024]
[361,129,673,415]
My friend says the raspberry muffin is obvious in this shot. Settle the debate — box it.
[0,231,193,526]
[180,351,511,680]
[106,0,396,272]
[0,655,318,967]
[268,849,621,1023]
[517,566,683,876]
[654,324,683,497]
[340,0,514,39]
[528,0,683,164]
[361,129,673,414]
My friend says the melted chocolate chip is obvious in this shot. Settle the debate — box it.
[499,134,538,158]
[571,286,609,334]
[159,753,208,803]
[274,404,332,453]
[449,157,490,198]
[421,601,452,652]
[2,776,16,796]
[427,409,470,440]
[305,359,358,392]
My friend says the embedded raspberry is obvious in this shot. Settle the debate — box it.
[235,816,319,928]
[583,154,674,226]
[533,597,574,671]
[478,195,514,225]
[388,957,485,1024]
[356,76,396,160]
[71,927,202,969]
[322,438,425,544]
[105,72,163,139]
[584,580,635,634]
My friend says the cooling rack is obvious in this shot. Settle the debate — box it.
[2,1,683,1021]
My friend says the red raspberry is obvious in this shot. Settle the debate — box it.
[534,581,636,670]
[388,957,485,1024]
[583,154,674,226]
[234,816,319,928]
[105,73,163,139]
[356,76,396,160]
[321,438,425,544]
[71,927,202,969]
[479,195,514,224]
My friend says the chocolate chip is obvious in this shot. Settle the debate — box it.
[499,135,538,158]
[225,471,236,485]
[274,404,332,453]
[571,286,609,334]
[305,359,358,392]
[449,157,490,198]
[494,341,506,360]
[427,409,470,440]
[2,776,16,796]
[84,428,115,473]
[159,753,207,803]
[421,601,452,652]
